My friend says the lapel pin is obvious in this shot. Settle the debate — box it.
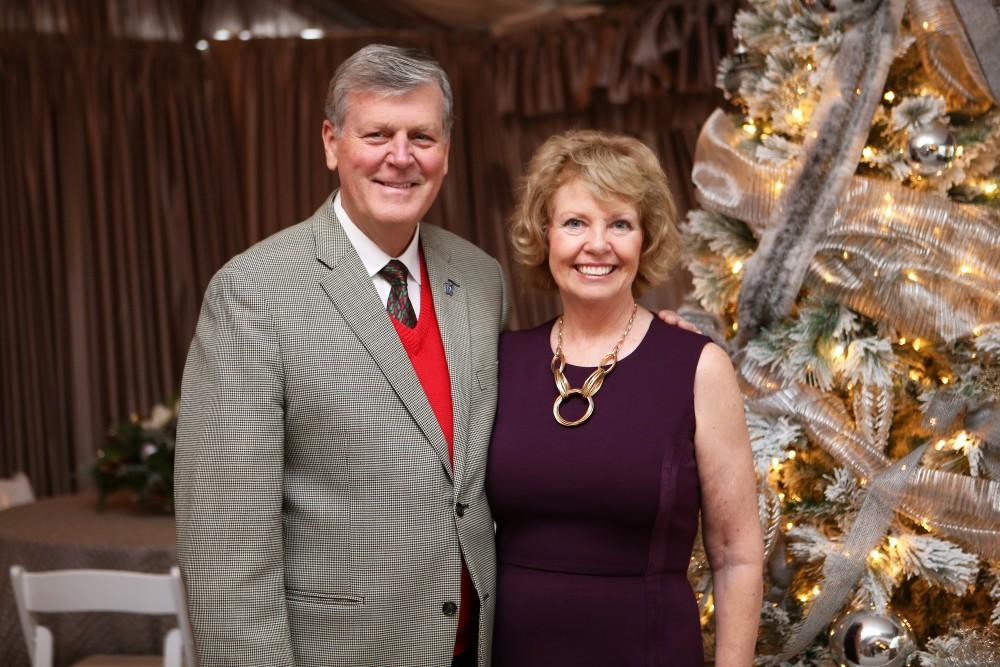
[444,279,459,296]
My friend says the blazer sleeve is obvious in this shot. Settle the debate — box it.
[496,258,509,332]
[174,263,293,666]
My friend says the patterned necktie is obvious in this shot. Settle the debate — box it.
[379,260,417,328]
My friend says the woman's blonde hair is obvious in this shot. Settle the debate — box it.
[509,129,681,295]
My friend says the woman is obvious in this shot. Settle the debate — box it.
[487,130,763,666]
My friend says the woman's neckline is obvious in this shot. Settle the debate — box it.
[548,315,656,370]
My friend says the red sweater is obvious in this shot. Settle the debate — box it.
[390,252,478,657]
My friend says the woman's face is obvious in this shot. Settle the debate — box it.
[546,178,643,307]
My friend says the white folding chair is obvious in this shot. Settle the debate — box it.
[0,472,35,509]
[9,565,195,667]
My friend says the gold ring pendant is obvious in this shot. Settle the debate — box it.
[552,389,594,427]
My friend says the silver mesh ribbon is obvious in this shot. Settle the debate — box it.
[897,466,1000,558]
[694,108,1000,341]
[773,444,928,662]
[910,0,1000,110]
[741,359,891,479]
[742,359,1000,560]
[740,356,1000,662]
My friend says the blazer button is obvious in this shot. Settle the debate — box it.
[455,502,466,517]
[442,601,458,616]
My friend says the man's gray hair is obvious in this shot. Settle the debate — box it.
[325,44,453,136]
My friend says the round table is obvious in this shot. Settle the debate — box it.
[0,494,176,667]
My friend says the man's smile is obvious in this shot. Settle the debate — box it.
[374,179,420,189]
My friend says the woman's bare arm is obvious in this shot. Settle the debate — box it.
[694,343,764,666]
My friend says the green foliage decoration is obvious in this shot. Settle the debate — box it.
[92,402,177,513]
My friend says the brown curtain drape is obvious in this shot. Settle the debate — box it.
[0,40,245,494]
[1,1,736,496]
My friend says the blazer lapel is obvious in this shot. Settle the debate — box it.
[313,198,454,478]
[422,226,472,492]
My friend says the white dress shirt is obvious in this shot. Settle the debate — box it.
[334,193,422,317]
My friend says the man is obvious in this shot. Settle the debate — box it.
[175,45,503,666]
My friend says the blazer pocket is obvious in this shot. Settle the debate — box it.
[475,361,499,390]
[286,588,365,607]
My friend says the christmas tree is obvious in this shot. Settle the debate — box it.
[681,0,1000,664]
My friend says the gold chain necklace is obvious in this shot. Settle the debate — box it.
[550,303,638,427]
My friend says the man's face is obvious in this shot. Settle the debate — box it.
[322,85,449,254]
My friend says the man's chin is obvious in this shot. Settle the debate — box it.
[369,205,428,228]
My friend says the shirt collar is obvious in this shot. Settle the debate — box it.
[333,192,421,285]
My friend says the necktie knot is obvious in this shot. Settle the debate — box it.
[379,259,409,287]
[379,260,416,328]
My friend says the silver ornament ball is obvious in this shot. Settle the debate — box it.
[906,123,957,176]
[829,607,916,667]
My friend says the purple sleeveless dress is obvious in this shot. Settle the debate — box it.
[487,318,710,666]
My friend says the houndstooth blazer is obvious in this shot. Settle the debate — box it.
[174,194,507,667]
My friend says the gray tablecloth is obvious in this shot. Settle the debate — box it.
[0,494,176,667]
